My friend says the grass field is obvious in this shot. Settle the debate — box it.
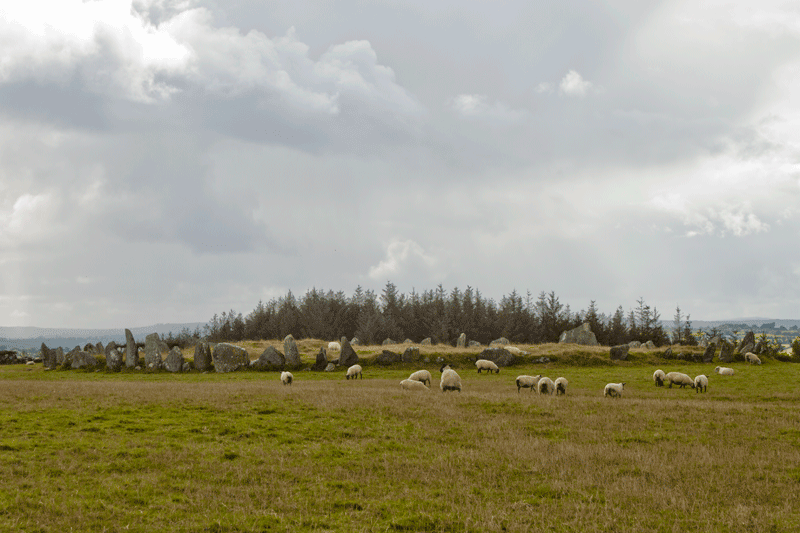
[1,342,799,532]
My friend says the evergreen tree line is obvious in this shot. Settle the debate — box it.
[204,283,695,348]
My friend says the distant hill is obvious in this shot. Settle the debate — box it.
[673,319,800,331]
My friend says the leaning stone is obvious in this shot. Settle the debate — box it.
[211,343,249,373]
[479,347,516,367]
[559,323,599,346]
[106,349,123,371]
[325,363,337,372]
[376,350,400,366]
[284,335,301,368]
[420,338,432,346]
[457,333,467,348]
[610,345,629,361]
[489,337,510,347]
[145,333,163,370]
[310,347,328,371]
[402,346,420,363]
[164,347,184,373]
[339,339,359,367]
[194,342,212,371]
[251,346,285,371]
[125,329,137,368]
[702,343,716,363]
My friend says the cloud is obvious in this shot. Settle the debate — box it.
[448,94,525,123]
[559,70,592,97]
[368,239,440,281]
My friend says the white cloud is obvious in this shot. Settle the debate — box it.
[535,82,553,94]
[448,94,525,123]
[559,70,592,97]
[368,239,439,281]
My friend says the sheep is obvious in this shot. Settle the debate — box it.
[714,366,735,376]
[554,377,568,396]
[744,352,762,365]
[280,371,293,386]
[665,371,695,389]
[328,341,341,352]
[604,382,625,398]
[505,346,522,356]
[694,374,708,393]
[400,379,429,391]
[408,369,432,387]
[653,369,666,387]
[345,364,363,380]
[538,377,555,395]
[515,375,541,393]
[439,364,462,392]
[475,359,500,374]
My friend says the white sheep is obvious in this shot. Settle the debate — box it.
[714,366,735,376]
[604,382,625,398]
[744,352,762,365]
[505,346,522,356]
[439,364,462,392]
[653,369,666,387]
[408,369,432,387]
[665,372,695,389]
[554,377,568,396]
[280,371,293,386]
[475,359,500,374]
[328,341,341,352]
[538,377,555,395]
[515,375,541,393]
[400,379,429,391]
[694,374,708,393]
[345,364,363,380]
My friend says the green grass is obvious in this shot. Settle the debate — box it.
[1,357,799,532]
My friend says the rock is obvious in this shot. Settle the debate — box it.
[55,347,64,366]
[535,357,551,364]
[676,352,686,361]
[125,329,137,368]
[251,346,285,371]
[284,335,301,368]
[467,340,481,347]
[376,350,400,366]
[83,343,96,354]
[402,346,420,363]
[559,323,599,346]
[194,342,212,372]
[663,347,673,359]
[310,347,328,371]
[420,338,432,346]
[753,339,766,355]
[382,338,396,346]
[479,347,516,367]
[628,341,642,349]
[71,351,97,370]
[457,333,466,348]
[702,343,716,363]
[339,339,359,367]
[403,338,414,344]
[211,343,249,373]
[95,342,104,354]
[104,341,118,358]
[718,340,735,363]
[41,343,57,370]
[350,337,360,346]
[738,331,756,354]
[325,363,337,372]
[489,337,510,347]
[340,336,348,346]
[0,351,22,365]
[106,349,123,371]
[145,333,163,370]
[164,347,184,373]
[182,362,191,372]
[643,340,656,349]
[610,345,629,361]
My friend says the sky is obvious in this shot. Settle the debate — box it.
[1,0,799,329]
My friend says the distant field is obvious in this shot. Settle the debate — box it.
[1,345,799,532]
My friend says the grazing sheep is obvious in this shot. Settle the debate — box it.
[554,377,568,396]
[694,374,708,393]
[408,369,432,387]
[604,382,625,398]
[715,366,735,376]
[346,364,363,380]
[744,352,762,365]
[653,369,666,387]
[515,374,541,393]
[538,377,555,395]
[400,379,429,391]
[280,371,293,386]
[328,341,341,352]
[505,346,522,356]
[439,364,462,392]
[665,372,695,389]
[475,359,500,374]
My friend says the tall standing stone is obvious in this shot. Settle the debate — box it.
[194,342,212,371]
[41,343,56,370]
[55,347,64,366]
[145,333,163,370]
[702,343,716,363]
[164,347,184,373]
[457,333,467,348]
[737,331,756,354]
[125,329,137,368]
[339,339,359,367]
[311,347,328,371]
[284,335,301,368]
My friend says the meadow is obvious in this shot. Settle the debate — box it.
[1,341,799,532]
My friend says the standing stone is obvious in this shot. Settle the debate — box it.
[325,363,337,372]
[350,337,360,346]
[339,339,359,367]
[468,340,481,347]
[738,331,756,354]
[55,347,65,366]
[311,347,328,371]
[164,347,184,373]
[376,350,400,366]
[83,343,97,354]
[403,339,414,344]
[251,346,285,371]
[489,337,510,347]
[643,340,656,349]
[420,338,432,346]
[211,343,249,373]
[194,342,212,372]
[753,339,766,355]
[559,323,599,346]
[382,338,396,346]
[95,342,104,354]
[702,343,716,363]
[71,351,97,370]
[340,336,348,346]
[663,347,673,359]
[718,340,734,363]
[283,335,301,368]
[145,333,163,370]
[41,343,56,370]
[457,333,467,348]
[104,341,118,358]
[479,347,516,367]
[125,329,137,368]
[610,345,630,361]
[402,346,420,363]
[106,349,123,371]
[628,341,642,348]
